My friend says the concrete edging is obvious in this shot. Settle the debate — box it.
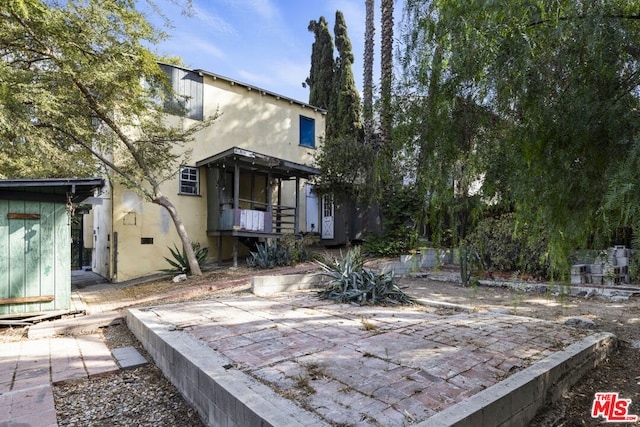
[126,308,326,427]
[251,273,328,296]
[419,331,617,427]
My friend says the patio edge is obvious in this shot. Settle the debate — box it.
[126,307,327,427]
[419,331,617,427]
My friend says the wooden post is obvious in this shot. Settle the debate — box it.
[233,237,238,268]
[233,163,240,268]
[233,163,240,216]
[266,172,273,232]
[294,177,300,234]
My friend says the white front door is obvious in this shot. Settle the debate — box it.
[321,194,334,240]
[306,184,319,233]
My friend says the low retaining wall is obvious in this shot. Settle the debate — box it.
[251,273,328,296]
[126,308,325,427]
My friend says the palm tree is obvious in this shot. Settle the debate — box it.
[363,0,375,146]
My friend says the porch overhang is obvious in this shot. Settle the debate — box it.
[195,147,319,179]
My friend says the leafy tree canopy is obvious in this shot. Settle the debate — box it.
[0,0,213,275]
[399,0,640,266]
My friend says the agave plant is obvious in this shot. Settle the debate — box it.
[317,246,415,305]
[162,243,209,274]
[246,240,292,269]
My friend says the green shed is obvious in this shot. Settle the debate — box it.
[0,178,104,315]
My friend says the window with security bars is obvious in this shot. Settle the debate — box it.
[179,166,199,195]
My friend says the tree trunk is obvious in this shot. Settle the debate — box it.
[380,0,394,150]
[154,195,203,276]
[363,0,375,146]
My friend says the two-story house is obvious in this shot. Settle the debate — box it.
[89,64,327,282]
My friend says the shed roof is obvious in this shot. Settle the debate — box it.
[0,178,105,204]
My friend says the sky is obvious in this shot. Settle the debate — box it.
[141,0,395,103]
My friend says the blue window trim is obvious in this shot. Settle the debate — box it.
[299,116,315,148]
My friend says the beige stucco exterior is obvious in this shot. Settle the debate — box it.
[92,65,325,282]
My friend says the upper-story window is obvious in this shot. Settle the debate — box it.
[159,64,204,121]
[179,166,199,195]
[300,116,315,148]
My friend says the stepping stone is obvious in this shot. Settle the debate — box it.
[111,346,147,369]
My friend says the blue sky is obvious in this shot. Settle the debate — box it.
[142,0,391,103]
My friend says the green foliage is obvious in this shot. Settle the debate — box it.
[246,240,292,269]
[313,135,376,204]
[278,233,318,264]
[318,247,415,305]
[363,185,422,256]
[459,243,482,287]
[163,243,208,275]
[307,12,362,140]
[306,16,335,112]
[0,0,214,275]
[398,0,640,265]
[334,11,362,140]
[465,213,551,279]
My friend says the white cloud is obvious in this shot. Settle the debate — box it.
[191,3,236,35]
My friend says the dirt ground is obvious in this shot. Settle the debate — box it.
[2,266,640,426]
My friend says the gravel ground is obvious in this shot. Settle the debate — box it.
[54,323,204,427]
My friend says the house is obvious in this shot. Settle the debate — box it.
[89,64,327,282]
[0,178,104,315]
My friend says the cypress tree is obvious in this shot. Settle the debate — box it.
[306,17,334,111]
[334,11,362,139]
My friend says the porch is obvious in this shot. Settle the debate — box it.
[196,147,319,267]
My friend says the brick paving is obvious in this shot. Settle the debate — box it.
[145,291,594,425]
[0,334,118,427]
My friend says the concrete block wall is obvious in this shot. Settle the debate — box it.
[572,246,632,285]
[126,308,326,427]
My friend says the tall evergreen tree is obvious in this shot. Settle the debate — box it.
[306,16,335,112]
[334,11,362,139]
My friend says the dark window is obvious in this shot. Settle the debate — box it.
[141,237,154,245]
[300,116,315,148]
[159,64,204,121]
[179,166,199,195]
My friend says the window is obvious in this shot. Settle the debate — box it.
[159,64,204,121]
[300,116,315,148]
[179,166,199,195]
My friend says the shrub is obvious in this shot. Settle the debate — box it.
[246,240,292,269]
[317,247,415,305]
[278,233,318,264]
[163,242,208,275]
[363,185,421,257]
[464,213,550,279]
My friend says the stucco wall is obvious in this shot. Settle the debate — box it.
[99,70,325,282]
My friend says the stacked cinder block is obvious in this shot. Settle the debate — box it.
[571,246,631,285]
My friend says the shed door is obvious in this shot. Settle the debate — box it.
[306,184,319,233]
[321,195,334,240]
